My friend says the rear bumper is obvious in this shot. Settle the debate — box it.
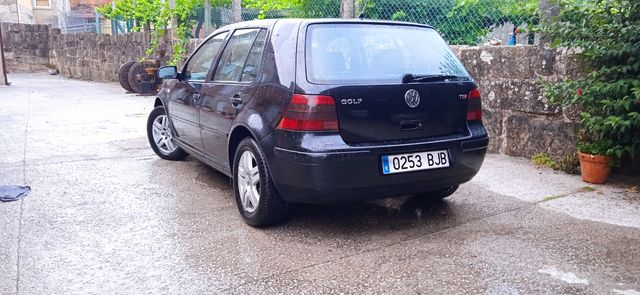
[269,135,488,203]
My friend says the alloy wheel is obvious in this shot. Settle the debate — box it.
[237,150,261,213]
[151,114,177,155]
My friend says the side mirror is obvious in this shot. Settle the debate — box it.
[157,66,178,79]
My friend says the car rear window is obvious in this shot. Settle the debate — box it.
[305,24,469,84]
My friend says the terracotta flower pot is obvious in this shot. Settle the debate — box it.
[577,151,611,184]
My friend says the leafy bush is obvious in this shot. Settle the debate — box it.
[542,0,640,165]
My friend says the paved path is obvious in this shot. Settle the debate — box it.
[1,73,639,294]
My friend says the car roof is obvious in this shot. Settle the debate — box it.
[207,18,434,39]
[299,18,434,29]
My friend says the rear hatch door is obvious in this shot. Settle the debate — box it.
[326,81,474,144]
[303,22,474,144]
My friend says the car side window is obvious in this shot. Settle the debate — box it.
[184,32,228,81]
[240,29,267,82]
[213,29,261,82]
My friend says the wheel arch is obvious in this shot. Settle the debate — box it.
[228,125,258,174]
[154,97,163,108]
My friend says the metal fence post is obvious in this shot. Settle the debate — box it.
[538,0,559,46]
[340,0,355,18]
[232,0,241,23]
[0,23,8,86]
[95,11,101,34]
[203,0,211,34]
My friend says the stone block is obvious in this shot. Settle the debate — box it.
[562,105,582,123]
[482,109,503,153]
[9,23,21,32]
[554,49,586,80]
[34,49,48,57]
[478,79,561,115]
[502,114,577,160]
[455,45,556,81]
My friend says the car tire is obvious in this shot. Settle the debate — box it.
[147,106,189,161]
[416,185,459,200]
[118,61,136,93]
[233,138,288,227]
[128,61,155,94]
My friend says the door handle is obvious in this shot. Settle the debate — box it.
[229,94,243,106]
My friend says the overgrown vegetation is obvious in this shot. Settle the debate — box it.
[97,0,231,65]
[542,0,640,166]
[531,152,558,169]
[531,152,578,173]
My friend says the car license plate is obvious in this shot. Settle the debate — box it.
[382,150,450,174]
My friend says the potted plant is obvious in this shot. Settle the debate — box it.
[576,140,612,184]
[542,0,640,184]
[45,64,58,75]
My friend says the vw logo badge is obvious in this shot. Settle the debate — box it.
[404,89,420,108]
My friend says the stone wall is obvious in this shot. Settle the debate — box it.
[451,45,581,163]
[48,28,152,81]
[0,22,49,72]
[0,23,601,167]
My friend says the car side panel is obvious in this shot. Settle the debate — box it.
[162,79,205,153]
[226,20,300,171]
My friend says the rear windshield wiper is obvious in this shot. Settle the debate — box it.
[402,74,467,83]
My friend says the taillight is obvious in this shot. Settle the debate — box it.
[277,94,339,131]
[466,88,482,121]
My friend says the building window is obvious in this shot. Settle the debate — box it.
[34,0,50,8]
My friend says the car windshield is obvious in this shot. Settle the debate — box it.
[306,24,469,84]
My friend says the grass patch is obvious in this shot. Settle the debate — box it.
[578,186,596,192]
[531,153,558,170]
[557,153,579,174]
[540,195,565,202]
[531,152,579,174]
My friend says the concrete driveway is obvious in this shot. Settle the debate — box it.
[1,73,639,294]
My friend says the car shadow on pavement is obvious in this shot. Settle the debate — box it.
[192,161,460,233]
[278,197,455,234]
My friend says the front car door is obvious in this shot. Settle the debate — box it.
[200,28,268,167]
[166,32,228,153]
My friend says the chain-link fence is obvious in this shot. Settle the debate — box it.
[358,0,537,45]
[204,0,538,45]
[98,0,537,45]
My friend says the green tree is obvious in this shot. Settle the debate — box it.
[97,0,231,65]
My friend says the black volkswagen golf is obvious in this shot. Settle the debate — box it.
[147,19,488,226]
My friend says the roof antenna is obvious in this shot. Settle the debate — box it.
[358,0,369,19]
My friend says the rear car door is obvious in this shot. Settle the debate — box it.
[166,32,228,152]
[200,28,267,166]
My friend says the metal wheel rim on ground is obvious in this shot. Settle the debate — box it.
[237,151,260,213]
[151,114,178,155]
